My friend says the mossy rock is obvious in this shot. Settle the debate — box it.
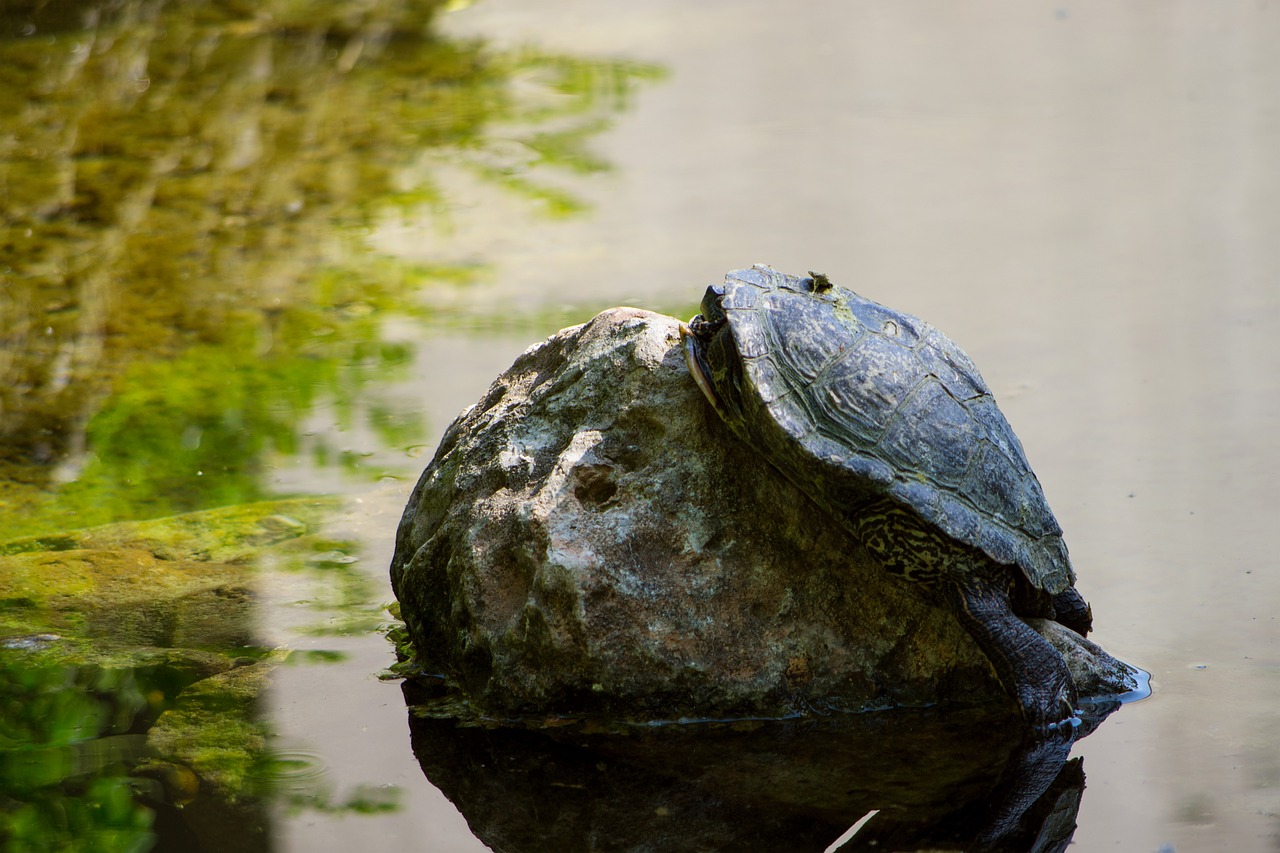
[0,498,339,562]
[144,653,283,800]
[0,498,340,645]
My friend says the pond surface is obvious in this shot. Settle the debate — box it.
[2,1,1278,851]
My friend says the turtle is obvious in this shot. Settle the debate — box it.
[681,264,1092,729]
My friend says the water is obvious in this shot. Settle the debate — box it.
[2,1,1279,850]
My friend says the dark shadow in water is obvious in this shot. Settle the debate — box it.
[403,679,1127,852]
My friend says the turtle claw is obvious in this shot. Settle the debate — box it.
[1020,677,1079,737]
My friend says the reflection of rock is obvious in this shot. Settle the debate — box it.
[840,740,1085,852]
[391,309,1138,719]
[403,678,1086,852]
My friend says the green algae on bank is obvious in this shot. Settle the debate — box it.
[0,498,340,562]
[0,498,339,639]
[0,496,375,849]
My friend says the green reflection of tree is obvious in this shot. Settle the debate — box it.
[0,658,158,853]
[0,0,664,539]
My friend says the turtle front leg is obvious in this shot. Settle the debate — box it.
[951,577,1078,731]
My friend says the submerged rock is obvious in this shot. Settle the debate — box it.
[391,309,1136,720]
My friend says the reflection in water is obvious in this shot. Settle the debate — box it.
[1,6,659,849]
[0,500,385,850]
[0,0,662,539]
[403,678,1136,852]
[0,657,159,851]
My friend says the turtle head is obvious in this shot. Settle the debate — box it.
[695,283,729,329]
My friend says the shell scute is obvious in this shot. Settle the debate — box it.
[728,308,770,358]
[966,396,1034,473]
[732,265,785,290]
[804,432,896,484]
[766,394,815,440]
[762,290,859,382]
[977,520,1019,568]
[877,379,978,488]
[889,478,942,519]
[850,298,928,349]
[748,353,788,405]
[964,443,1055,543]
[803,432,852,465]
[916,329,988,401]
[721,281,761,310]
[936,494,984,543]
[814,336,913,435]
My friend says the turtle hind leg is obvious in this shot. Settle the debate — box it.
[1051,587,1093,636]
[849,500,1077,727]
[952,575,1077,731]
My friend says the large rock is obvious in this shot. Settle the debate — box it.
[391,308,1135,720]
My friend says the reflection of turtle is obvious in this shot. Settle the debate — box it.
[682,265,1092,728]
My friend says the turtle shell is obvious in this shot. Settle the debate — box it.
[688,265,1074,595]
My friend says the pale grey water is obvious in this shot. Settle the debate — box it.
[256,2,1280,850]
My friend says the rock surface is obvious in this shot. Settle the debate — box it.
[391,308,1136,719]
